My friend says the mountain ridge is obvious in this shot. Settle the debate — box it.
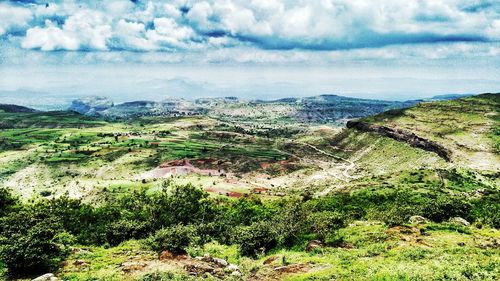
[66,93,473,123]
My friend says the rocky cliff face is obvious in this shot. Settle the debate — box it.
[70,96,114,116]
[346,120,452,161]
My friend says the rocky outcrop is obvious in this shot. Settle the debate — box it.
[305,240,323,252]
[409,215,429,224]
[32,273,58,281]
[346,121,452,161]
[449,217,470,226]
[70,96,114,116]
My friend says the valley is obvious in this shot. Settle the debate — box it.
[0,93,498,280]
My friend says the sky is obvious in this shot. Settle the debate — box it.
[0,0,499,107]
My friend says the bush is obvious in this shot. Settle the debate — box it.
[149,183,214,229]
[0,188,17,217]
[470,194,500,228]
[230,221,277,257]
[147,224,200,254]
[308,211,345,240]
[0,209,71,276]
[105,219,149,246]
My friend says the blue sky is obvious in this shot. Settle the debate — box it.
[0,0,499,105]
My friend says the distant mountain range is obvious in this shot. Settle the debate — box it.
[67,94,473,123]
[0,104,38,113]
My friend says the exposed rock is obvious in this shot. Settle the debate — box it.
[263,256,279,265]
[212,267,225,277]
[73,259,89,267]
[159,250,188,261]
[121,261,147,273]
[32,273,57,281]
[159,250,175,260]
[227,264,240,272]
[274,264,307,273]
[185,264,215,275]
[201,253,213,262]
[305,240,323,252]
[409,215,429,224]
[346,121,452,161]
[449,217,470,226]
[475,238,500,249]
[71,247,92,255]
[213,257,228,267]
[70,96,113,116]
[231,270,242,277]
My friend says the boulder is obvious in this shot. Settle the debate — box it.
[231,271,242,277]
[213,257,228,267]
[227,264,240,272]
[32,273,57,281]
[409,215,429,224]
[263,256,279,265]
[305,240,323,252]
[185,264,215,275]
[159,250,175,260]
[449,217,470,226]
[121,261,147,273]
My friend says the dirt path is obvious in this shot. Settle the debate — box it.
[294,141,355,179]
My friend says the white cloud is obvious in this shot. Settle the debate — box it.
[0,0,497,58]
[22,20,79,51]
[113,19,155,51]
[145,17,195,48]
[21,10,111,51]
[0,3,32,36]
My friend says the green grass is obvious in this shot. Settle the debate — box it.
[57,221,499,280]
[278,222,499,281]
[359,94,499,169]
[60,240,157,281]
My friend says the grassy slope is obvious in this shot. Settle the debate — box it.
[58,221,499,281]
[361,93,500,171]
[282,94,499,194]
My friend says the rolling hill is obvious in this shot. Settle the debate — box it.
[0,93,498,280]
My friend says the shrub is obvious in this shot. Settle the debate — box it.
[230,221,277,257]
[308,211,345,240]
[470,194,500,228]
[149,183,214,228]
[0,188,17,217]
[105,219,149,246]
[0,209,71,276]
[147,224,200,254]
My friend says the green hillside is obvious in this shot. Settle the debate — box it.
[0,95,498,280]
[356,93,499,171]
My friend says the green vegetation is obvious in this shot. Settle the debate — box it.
[0,94,498,280]
[0,178,498,279]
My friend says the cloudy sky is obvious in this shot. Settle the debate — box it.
[0,0,499,106]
